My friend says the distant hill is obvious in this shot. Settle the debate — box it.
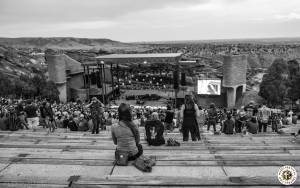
[137,37,300,45]
[0,37,152,82]
[0,37,149,51]
[0,45,45,78]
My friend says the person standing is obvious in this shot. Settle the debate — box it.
[207,103,217,133]
[44,101,55,133]
[197,106,206,133]
[24,100,39,131]
[219,108,227,133]
[258,104,271,132]
[0,112,8,130]
[164,105,174,131]
[7,106,18,131]
[39,102,47,129]
[87,97,104,134]
[244,101,257,117]
[16,102,28,129]
[236,107,247,133]
[270,112,279,132]
[180,95,200,141]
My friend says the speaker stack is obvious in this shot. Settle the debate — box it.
[181,73,186,86]
[173,70,179,89]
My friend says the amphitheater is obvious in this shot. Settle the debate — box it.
[0,126,299,187]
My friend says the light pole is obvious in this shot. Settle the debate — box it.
[100,61,105,105]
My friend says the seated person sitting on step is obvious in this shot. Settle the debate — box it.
[246,116,258,134]
[67,116,78,131]
[111,103,143,161]
[145,112,165,146]
[222,113,234,135]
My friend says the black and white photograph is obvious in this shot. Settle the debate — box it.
[0,0,300,187]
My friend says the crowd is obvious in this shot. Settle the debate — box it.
[0,97,113,133]
[116,68,175,91]
[0,97,175,135]
[1,96,298,137]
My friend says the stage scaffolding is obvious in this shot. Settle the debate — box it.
[82,53,183,106]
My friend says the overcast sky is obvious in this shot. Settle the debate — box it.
[1,0,300,42]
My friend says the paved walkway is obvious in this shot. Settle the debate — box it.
[0,127,299,187]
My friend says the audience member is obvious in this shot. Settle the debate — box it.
[145,112,165,146]
[223,114,234,134]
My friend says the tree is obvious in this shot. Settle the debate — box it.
[259,59,289,106]
[14,77,37,98]
[41,81,60,102]
[288,74,300,102]
[287,60,300,81]
[287,60,300,103]
[0,70,59,101]
[0,72,13,96]
[31,75,46,96]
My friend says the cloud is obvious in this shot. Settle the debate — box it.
[0,0,211,24]
[274,12,300,20]
[58,21,116,30]
[0,0,300,41]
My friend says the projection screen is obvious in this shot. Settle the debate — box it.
[197,79,221,95]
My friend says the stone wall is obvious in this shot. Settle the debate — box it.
[223,55,247,88]
[222,55,247,108]
[46,54,66,84]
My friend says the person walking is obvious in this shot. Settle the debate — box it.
[180,95,200,141]
[87,97,104,134]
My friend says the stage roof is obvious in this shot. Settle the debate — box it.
[95,53,182,59]
[83,53,182,65]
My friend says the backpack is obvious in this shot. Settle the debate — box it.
[166,138,180,146]
[133,155,156,173]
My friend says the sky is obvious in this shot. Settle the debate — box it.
[1,0,300,42]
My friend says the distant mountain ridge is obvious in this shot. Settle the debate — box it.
[136,37,300,45]
[0,37,135,50]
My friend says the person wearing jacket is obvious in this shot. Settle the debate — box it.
[223,113,235,134]
[87,97,104,134]
[246,116,259,134]
[145,112,165,146]
[207,103,217,133]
